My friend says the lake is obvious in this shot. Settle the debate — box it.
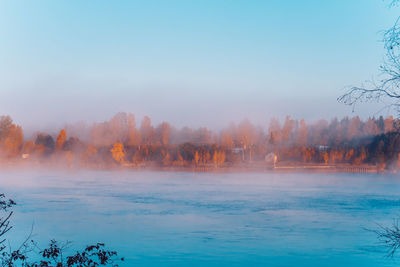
[1,170,400,266]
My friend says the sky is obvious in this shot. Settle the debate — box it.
[0,0,399,133]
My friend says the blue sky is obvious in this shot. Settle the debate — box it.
[0,0,398,132]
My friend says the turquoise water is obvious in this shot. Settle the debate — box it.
[1,170,400,266]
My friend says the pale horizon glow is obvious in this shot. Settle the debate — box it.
[0,0,398,133]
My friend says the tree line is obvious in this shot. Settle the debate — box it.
[0,113,399,170]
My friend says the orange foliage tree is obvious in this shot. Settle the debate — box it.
[4,125,23,157]
[110,143,125,164]
[194,151,200,166]
[56,129,67,150]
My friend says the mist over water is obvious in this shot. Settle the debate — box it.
[1,170,399,266]
[2,1,400,266]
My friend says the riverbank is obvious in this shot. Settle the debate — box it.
[0,160,383,174]
[124,162,381,174]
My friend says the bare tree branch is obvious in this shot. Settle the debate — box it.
[369,220,400,258]
[338,2,400,115]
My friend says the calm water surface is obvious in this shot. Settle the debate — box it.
[1,170,400,266]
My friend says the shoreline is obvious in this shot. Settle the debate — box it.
[0,161,382,174]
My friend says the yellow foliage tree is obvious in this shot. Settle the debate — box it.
[110,142,125,164]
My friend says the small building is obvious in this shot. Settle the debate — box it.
[265,153,278,167]
[231,147,244,154]
[316,145,329,152]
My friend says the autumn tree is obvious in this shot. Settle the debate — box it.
[218,150,226,165]
[132,151,143,165]
[56,129,67,150]
[309,119,329,145]
[81,144,98,165]
[127,113,141,146]
[110,142,125,164]
[201,151,211,164]
[156,122,171,146]
[296,119,308,146]
[22,141,35,156]
[91,121,114,147]
[301,147,313,163]
[213,151,218,167]
[237,119,257,161]
[220,130,234,148]
[110,112,129,144]
[363,118,379,137]
[0,116,12,141]
[323,152,329,164]
[329,149,344,164]
[268,118,281,145]
[213,150,226,167]
[1,124,23,157]
[385,115,394,133]
[192,127,213,144]
[0,116,24,157]
[35,133,55,156]
[281,116,295,144]
[194,151,200,166]
[140,116,154,145]
[90,113,135,146]
[172,127,193,144]
[347,116,361,140]
[345,148,355,162]
[162,150,171,166]
[353,147,367,165]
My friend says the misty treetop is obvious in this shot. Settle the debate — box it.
[0,113,399,171]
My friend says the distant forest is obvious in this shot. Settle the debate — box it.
[0,113,399,171]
